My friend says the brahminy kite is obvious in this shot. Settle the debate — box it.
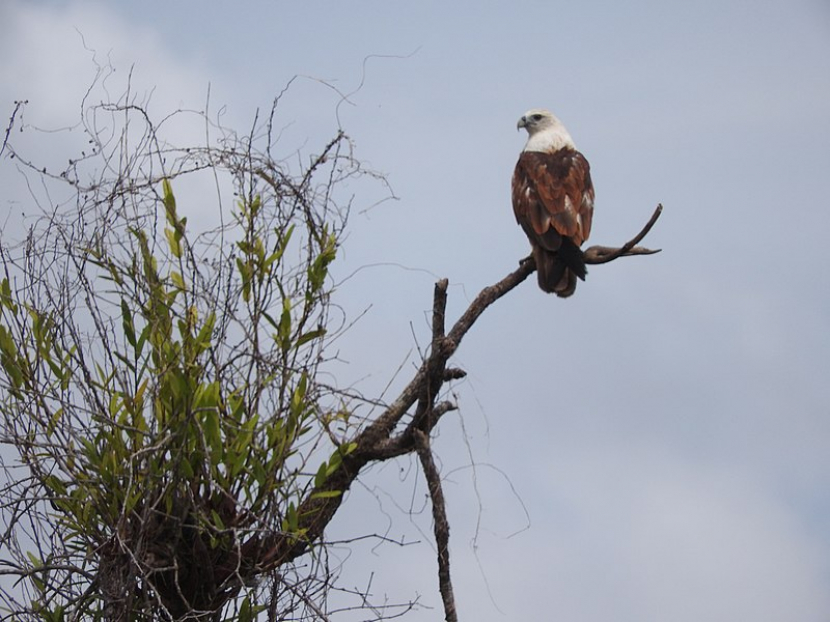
[512,109,594,297]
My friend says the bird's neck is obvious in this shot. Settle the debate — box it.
[523,127,575,153]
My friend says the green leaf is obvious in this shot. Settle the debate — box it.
[283,502,299,532]
[121,299,137,348]
[136,324,151,356]
[194,312,216,352]
[238,414,258,444]
[276,297,292,352]
[210,509,226,530]
[249,195,261,217]
[289,372,309,419]
[227,447,245,479]
[161,177,187,259]
[236,257,252,303]
[307,232,336,294]
[202,407,222,458]
[45,349,66,382]
[251,458,266,488]
[264,224,295,271]
[44,475,67,496]
[295,327,326,348]
[326,450,342,477]
[180,458,194,479]
[237,595,265,622]
[0,325,24,389]
[170,270,186,291]
[47,407,63,435]
[0,278,17,313]
[314,461,328,488]
[162,178,177,222]
[165,228,182,259]
[310,490,342,500]
[124,489,142,514]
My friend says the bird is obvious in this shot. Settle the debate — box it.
[512,109,594,297]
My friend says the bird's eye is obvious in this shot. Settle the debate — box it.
[531,114,543,121]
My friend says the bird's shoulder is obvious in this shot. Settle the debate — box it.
[515,148,589,178]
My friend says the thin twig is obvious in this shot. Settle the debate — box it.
[1,100,25,159]
[584,203,663,264]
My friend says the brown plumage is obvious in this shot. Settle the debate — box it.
[512,109,594,297]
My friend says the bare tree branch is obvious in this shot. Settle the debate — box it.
[414,429,457,622]
[584,203,663,263]
[0,100,25,159]
[250,202,663,584]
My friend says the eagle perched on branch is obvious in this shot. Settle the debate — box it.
[512,109,594,297]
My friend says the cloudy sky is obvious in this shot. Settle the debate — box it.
[2,1,830,620]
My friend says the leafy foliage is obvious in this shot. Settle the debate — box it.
[0,99,366,621]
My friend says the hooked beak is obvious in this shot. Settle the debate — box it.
[516,116,527,131]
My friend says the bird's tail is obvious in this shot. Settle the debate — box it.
[534,238,586,298]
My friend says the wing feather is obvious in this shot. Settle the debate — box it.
[512,149,594,247]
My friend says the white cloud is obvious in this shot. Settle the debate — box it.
[0,1,239,235]
[0,1,210,127]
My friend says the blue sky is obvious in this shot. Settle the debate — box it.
[2,1,830,620]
